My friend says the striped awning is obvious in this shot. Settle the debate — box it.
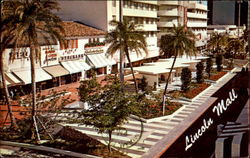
[43,65,70,77]
[12,67,52,84]
[87,53,116,68]
[61,60,91,74]
[5,72,22,86]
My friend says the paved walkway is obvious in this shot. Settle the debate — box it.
[59,70,238,158]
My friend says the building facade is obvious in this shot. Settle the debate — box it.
[1,22,115,96]
[157,1,208,48]
[56,0,160,65]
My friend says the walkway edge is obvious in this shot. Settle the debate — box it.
[0,140,100,158]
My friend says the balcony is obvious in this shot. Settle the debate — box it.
[187,12,207,19]
[158,8,179,17]
[158,1,179,6]
[157,21,178,28]
[137,24,158,31]
[187,22,207,28]
[123,8,157,18]
[135,0,157,5]
[188,3,207,11]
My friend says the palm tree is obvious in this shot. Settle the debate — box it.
[226,38,245,59]
[0,1,22,128]
[160,25,196,115]
[105,20,148,93]
[4,0,64,137]
[207,32,228,55]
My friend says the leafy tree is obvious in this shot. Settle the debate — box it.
[181,68,191,92]
[105,20,148,93]
[140,76,149,92]
[216,54,223,72]
[196,62,204,83]
[160,25,196,114]
[207,32,228,55]
[3,0,65,138]
[225,38,245,59]
[77,76,141,152]
[206,57,213,78]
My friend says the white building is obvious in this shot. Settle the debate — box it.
[157,1,208,48]
[1,22,115,92]
[207,25,245,39]
[56,0,160,65]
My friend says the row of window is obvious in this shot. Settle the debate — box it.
[123,17,157,25]
[59,54,84,61]
[123,1,158,11]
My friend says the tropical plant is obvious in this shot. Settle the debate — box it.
[105,20,148,93]
[0,1,24,128]
[196,62,204,83]
[181,68,191,92]
[160,25,196,114]
[225,38,245,59]
[3,0,65,138]
[140,76,148,92]
[206,57,213,78]
[77,76,141,152]
[216,54,223,72]
[207,32,228,55]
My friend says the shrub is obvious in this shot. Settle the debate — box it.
[216,54,223,72]
[206,57,213,78]
[196,62,204,83]
[181,68,191,92]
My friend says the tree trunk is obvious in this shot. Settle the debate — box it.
[125,50,138,94]
[30,44,37,139]
[162,53,177,115]
[108,130,112,152]
[0,52,17,128]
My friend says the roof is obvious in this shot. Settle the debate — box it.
[62,21,106,37]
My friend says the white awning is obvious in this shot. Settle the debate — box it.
[12,67,52,84]
[129,66,175,75]
[87,53,116,68]
[61,60,91,74]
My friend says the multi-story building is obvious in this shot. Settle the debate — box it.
[157,1,208,48]
[56,0,159,66]
[1,22,115,95]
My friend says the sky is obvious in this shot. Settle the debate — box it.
[213,1,235,25]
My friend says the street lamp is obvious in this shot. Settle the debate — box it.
[119,0,124,84]
[237,0,243,38]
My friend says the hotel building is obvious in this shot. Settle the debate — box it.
[56,0,160,66]
[157,1,208,48]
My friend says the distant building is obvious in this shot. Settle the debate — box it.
[207,25,245,39]
[208,0,248,27]
[157,1,208,48]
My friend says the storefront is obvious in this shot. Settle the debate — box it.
[61,60,91,82]
[43,64,70,87]
[86,53,116,75]
[11,67,52,91]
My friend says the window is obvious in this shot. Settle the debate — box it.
[112,15,116,21]
[112,0,116,7]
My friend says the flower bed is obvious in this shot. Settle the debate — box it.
[141,102,182,119]
[182,83,210,99]
[209,71,227,81]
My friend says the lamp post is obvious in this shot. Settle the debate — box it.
[119,0,124,84]
[237,0,243,38]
